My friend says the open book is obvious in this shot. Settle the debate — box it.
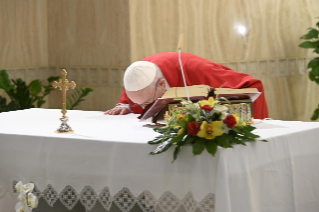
[138,85,212,121]
[138,85,261,121]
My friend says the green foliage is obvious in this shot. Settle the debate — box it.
[311,104,319,121]
[299,19,319,120]
[148,122,262,162]
[0,96,19,112]
[11,79,33,109]
[67,88,94,110]
[0,69,59,112]
[192,138,206,155]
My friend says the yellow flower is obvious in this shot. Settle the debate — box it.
[198,97,219,107]
[197,121,223,140]
[233,114,246,126]
[176,114,187,121]
[178,128,184,135]
[174,114,188,128]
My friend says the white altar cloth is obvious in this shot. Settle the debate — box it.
[1,108,319,212]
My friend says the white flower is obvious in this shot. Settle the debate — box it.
[23,183,34,193]
[180,100,192,105]
[15,182,34,195]
[15,181,24,193]
[18,190,27,202]
[214,105,228,119]
[27,193,38,208]
[220,123,230,134]
[214,105,228,112]
[15,201,31,212]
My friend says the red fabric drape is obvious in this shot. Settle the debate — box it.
[118,52,268,119]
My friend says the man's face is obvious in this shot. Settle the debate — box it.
[126,86,159,107]
[126,78,167,107]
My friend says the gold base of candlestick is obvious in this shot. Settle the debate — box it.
[54,130,74,134]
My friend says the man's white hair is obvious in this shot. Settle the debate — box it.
[124,61,165,91]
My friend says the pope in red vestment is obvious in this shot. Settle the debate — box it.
[106,52,269,119]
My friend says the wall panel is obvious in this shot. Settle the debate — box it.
[129,0,318,61]
[1,0,319,121]
[48,0,130,67]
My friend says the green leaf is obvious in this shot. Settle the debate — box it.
[172,146,181,162]
[11,78,34,109]
[309,71,316,81]
[206,140,218,156]
[240,126,260,139]
[311,108,319,121]
[81,88,94,96]
[7,100,20,111]
[177,120,188,129]
[244,125,256,131]
[67,96,73,105]
[0,96,7,112]
[148,135,167,145]
[228,130,246,145]
[154,126,170,133]
[215,134,233,148]
[171,132,186,143]
[68,87,94,110]
[307,59,319,69]
[187,114,195,122]
[193,138,206,155]
[47,76,60,84]
[0,70,14,92]
[299,41,317,49]
[28,80,42,96]
[309,67,319,82]
[300,28,319,39]
[176,134,196,146]
[37,99,46,108]
[149,141,172,155]
[311,66,319,75]
[72,93,77,101]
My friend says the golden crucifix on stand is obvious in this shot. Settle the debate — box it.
[52,69,76,133]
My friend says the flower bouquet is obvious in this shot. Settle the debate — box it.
[148,97,266,162]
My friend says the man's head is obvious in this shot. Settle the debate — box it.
[124,61,167,106]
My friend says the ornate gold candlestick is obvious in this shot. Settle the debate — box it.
[52,69,76,133]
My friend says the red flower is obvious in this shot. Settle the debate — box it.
[223,115,237,128]
[201,105,212,111]
[187,121,201,136]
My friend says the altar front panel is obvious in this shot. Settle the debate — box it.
[1,109,319,212]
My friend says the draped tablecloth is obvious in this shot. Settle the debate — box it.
[1,108,319,212]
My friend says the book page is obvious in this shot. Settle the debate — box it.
[162,85,211,98]
[215,88,258,94]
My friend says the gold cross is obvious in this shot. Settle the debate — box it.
[52,69,76,118]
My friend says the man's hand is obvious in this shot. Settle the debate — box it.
[104,107,131,115]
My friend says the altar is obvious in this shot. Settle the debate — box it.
[1,108,319,212]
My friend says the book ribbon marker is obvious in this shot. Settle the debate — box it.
[177,34,190,101]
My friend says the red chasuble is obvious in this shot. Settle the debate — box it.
[118,52,269,119]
